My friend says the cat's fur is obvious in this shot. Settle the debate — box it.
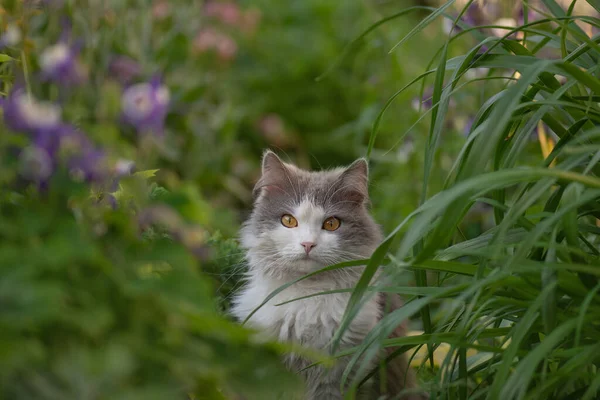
[231,151,425,400]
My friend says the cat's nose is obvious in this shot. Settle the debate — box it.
[300,241,316,255]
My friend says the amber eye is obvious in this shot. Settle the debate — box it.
[322,217,341,231]
[281,214,298,228]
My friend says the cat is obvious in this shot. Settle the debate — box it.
[231,150,426,400]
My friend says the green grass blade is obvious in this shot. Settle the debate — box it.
[242,259,367,324]
[388,0,456,53]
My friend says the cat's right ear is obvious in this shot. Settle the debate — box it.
[261,150,285,175]
[253,150,290,198]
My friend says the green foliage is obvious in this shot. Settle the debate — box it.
[5,0,443,397]
[0,176,301,399]
[0,0,318,398]
[307,1,600,398]
[4,0,599,399]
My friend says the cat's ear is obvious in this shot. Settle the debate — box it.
[253,150,292,198]
[261,150,286,176]
[338,158,369,204]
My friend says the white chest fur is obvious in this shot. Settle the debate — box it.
[231,274,380,350]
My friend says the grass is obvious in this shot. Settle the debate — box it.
[253,1,600,398]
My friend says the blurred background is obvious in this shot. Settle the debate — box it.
[3,0,600,397]
[107,0,597,307]
[153,0,507,301]
[169,0,468,235]
[148,0,472,309]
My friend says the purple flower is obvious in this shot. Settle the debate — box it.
[106,194,117,209]
[15,122,70,184]
[39,19,86,85]
[2,87,107,184]
[107,159,136,193]
[18,145,53,182]
[114,159,136,176]
[0,25,21,49]
[516,6,540,26]
[464,117,474,137]
[68,148,107,182]
[411,87,434,112]
[121,77,170,135]
[39,42,86,85]
[463,2,483,26]
[1,88,62,134]
[34,124,107,183]
[55,127,107,182]
[109,56,142,85]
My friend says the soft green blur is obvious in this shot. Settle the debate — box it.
[3,0,599,399]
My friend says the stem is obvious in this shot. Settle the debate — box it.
[20,49,31,97]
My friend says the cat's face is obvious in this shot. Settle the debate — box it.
[241,151,382,279]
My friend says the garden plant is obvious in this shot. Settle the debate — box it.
[1,0,599,399]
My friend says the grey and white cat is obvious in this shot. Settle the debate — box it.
[232,151,424,400]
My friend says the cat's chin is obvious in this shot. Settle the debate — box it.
[292,257,325,273]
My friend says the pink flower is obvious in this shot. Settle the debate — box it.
[194,28,219,52]
[259,114,285,137]
[193,28,237,61]
[257,114,293,147]
[152,0,170,20]
[215,35,237,60]
[204,1,241,26]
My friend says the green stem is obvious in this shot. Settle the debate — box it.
[20,50,31,97]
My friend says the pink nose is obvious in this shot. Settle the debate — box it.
[301,242,316,255]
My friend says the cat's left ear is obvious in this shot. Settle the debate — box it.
[338,158,369,204]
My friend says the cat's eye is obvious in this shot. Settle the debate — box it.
[281,214,298,228]
[322,217,341,231]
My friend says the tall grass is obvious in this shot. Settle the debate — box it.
[285,0,600,398]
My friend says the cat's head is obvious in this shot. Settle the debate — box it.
[241,150,383,280]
